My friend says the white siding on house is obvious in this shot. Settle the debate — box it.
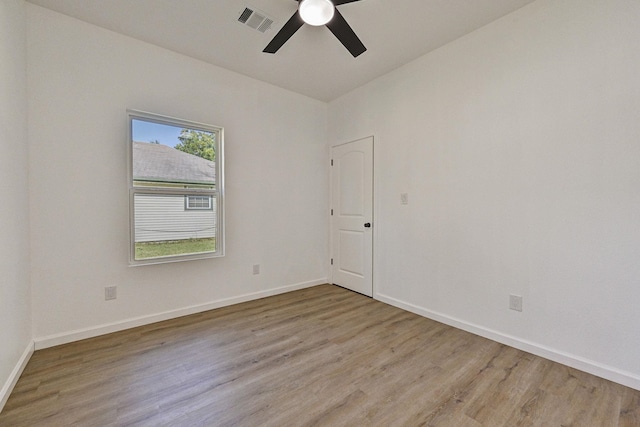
[134,194,216,242]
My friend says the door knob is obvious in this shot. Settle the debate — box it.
[364,223,371,228]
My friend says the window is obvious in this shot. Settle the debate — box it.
[128,110,224,265]
[186,195,212,210]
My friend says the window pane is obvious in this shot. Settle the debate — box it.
[132,120,216,188]
[133,193,217,260]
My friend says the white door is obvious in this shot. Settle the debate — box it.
[331,137,373,297]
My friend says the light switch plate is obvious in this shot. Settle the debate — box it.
[509,294,523,312]
[105,286,117,301]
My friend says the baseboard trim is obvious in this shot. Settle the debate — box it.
[375,292,640,391]
[34,279,326,350]
[0,341,34,413]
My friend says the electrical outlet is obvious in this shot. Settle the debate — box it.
[400,193,409,205]
[105,286,117,301]
[509,294,523,312]
[252,264,260,275]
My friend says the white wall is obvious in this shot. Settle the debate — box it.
[27,4,328,345]
[0,0,32,410]
[329,0,640,388]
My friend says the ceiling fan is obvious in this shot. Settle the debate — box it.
[263,0,366,57]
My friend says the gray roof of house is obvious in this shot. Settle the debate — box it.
[133,141,215,185]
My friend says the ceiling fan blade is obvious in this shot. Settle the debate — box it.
[333,0,362,5]
[263,11,305,54]
[325,9,366,57]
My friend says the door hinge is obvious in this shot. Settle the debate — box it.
[331,258,333,265]
[331,209,333,216]
[331,159,333,166]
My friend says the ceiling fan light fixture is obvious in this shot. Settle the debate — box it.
[299,0,335,26]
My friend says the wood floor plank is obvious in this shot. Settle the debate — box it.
[1,284,638,426]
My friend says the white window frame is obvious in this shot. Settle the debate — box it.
[128,110,225,265]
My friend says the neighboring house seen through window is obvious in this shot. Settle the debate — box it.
[128,110,224,265]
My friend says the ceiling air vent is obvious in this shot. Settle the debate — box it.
[238,7,274,33]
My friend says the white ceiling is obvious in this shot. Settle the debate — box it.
[26,0,536,102]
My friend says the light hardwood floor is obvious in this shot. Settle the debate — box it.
[1,284,639,426]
